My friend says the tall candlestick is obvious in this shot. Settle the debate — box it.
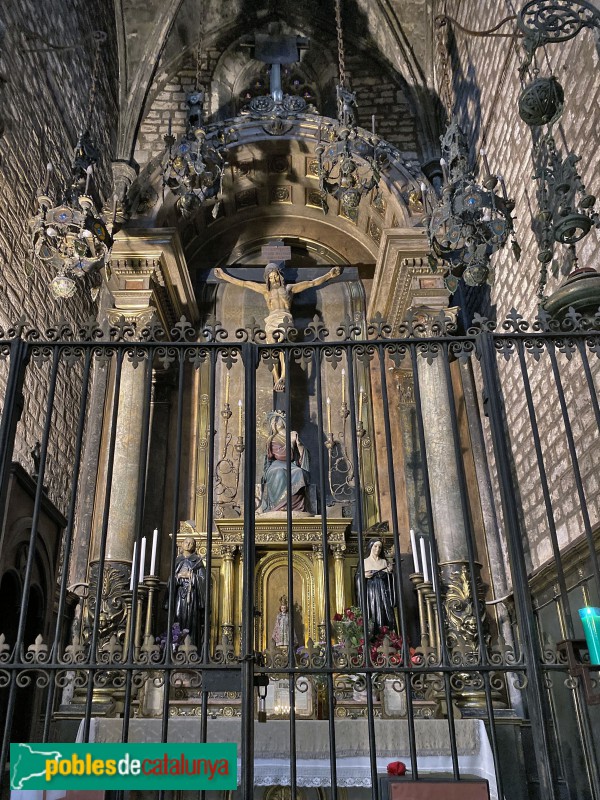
[326,397,332,433]
[341,369,346,404]
[130,541,137,590]
[420,537,429,582]
[139,536,146,583]
[238,399,243,436]
[150,528,158,576]
[410,528,420,573]
[225,373,230,405]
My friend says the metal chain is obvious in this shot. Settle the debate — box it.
[84,31,106,133]
[334,0,346,87]
[195,0,204,90]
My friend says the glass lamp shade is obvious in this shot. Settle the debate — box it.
[49,274,78,299]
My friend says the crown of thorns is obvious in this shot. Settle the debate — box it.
[264,262,284,282]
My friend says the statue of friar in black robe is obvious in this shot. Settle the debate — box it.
[165,536,207,649]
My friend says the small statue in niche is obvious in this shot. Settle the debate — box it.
[271,595,297,648]
[355,539,397,637]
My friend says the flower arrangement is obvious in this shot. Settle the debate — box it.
[156,622,190,651]
[333,607,420,666]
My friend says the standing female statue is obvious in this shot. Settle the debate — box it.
[258,410,310,514]
[355,539,397,636]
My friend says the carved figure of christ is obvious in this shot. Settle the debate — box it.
[213,263,342,390]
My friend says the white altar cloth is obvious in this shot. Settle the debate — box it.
[75,717,498,799]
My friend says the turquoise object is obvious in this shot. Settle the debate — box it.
[579,607,600,665]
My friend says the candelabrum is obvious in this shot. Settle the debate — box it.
[325,383,371,506]
[214,393,245,518]
[423,120,518,292]
[28,132,114,299]
[162,89,227,218]
[409,532,440,658]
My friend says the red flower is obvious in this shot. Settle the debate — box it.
[333,613,343,621]
[380,626,389,634]
[347,611,355,620]
[387,761,406,776]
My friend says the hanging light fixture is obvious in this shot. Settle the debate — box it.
[514,14,600,315]
[423,121,519,292]
[162,11,225,218]
[28,32,113,300]
[315,0,387,215]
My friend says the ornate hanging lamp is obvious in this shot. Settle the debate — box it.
[314,0,386,214]
[162,10,225,218]
[423,121,519,293]
[515,4,600,315]
[28,32,113,300]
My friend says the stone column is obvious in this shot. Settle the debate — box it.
[332,545,346,616]
[220,545,237,643]
[83,231,198,656]
[368,231,497,709]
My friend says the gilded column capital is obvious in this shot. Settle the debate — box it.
[368,228,450,326]
[219,544,237,560]
[407,304,460,337]
[106,306,160,333]
[107,229,199,335]
[331,544,347,558]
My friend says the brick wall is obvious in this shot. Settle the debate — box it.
[433,0,600,570]
[134,43,420,170]
[0,0,118,512]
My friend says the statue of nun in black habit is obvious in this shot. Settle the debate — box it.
[355,539,397,636]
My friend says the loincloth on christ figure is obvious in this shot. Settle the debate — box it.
[265,309,293,343]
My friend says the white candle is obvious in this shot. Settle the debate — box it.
[358,386,364,422]
[371,114,376,135]
[84,164,93,196]
[139,536,146,583]
[326,397,332,433]
[420,537,429,582]
[341,369,346,404]
[150,528,158,575]
[480,148,491,179]
[430,540,438,594]
[225,373,230,405]
[130,541,137,590]
[238,399,243,436]
[410,528,420,573]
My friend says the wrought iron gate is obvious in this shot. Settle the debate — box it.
[0,309,599,800]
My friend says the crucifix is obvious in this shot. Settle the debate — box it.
[214,241,342,391]
[241,22,309,103]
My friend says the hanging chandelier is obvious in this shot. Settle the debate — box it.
[28,33,113,299]
[315,0,385,214]
[514,16,600,314]
[162,12,225,218]
[423,121,519,292]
